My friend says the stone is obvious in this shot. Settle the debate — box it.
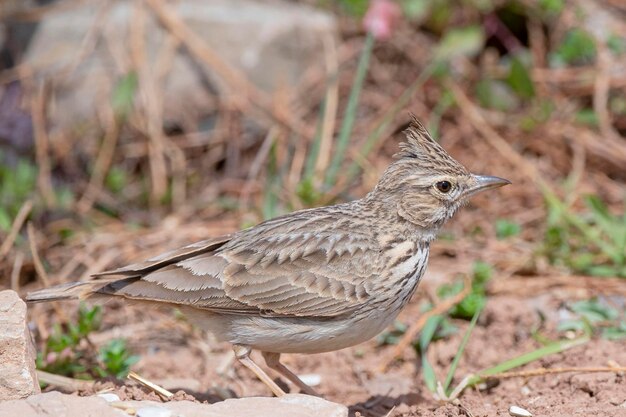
[0,392,348,417]
[23,0,336,131]
[0,290,40,400]
[136,406,172,417]
[97,393,121,403]
[0,391,125,417]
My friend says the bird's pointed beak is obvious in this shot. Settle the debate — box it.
[465,175,511,198]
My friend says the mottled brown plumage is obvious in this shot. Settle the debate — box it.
[27,119,509,396]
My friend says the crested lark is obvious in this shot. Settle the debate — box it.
[27,119,509,396]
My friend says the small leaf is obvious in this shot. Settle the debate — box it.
[0,208,11,232]
[602,322,626,340]
[538,0,564,16]
[496,219,521,239]
[506,56,535,99]
[112,72,138,118]
[473,261,493,285]
[435,26,485,61]
[105,167,127,194]
[570,298,618,322]
[475,79,520,111]
[400,0,429,21]
[552,29,596,66]
[607,35,626,56]
[419,315,443,393]
[575,109,598,126]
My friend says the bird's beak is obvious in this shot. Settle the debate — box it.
[464,175,511,198]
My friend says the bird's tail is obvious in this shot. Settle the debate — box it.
[25,280,116,303]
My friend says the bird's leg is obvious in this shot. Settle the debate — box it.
[262,351,320,396]
[233,345,286,397]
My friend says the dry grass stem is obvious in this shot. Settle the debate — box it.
[144,0,314,139]
[30,83,56,208]
[488,366,626,380]
[36,370,95,392]
[28,222,69,321]
[447,80,555,195]
[592,44,620,143]
[10,252,24,292]
[77,100,120,213]
[128,370,174,399]
[0,199,33,259]
[314,34,339,184]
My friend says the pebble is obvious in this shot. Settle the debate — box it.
[298,374,322,387]
[136,406,172,417]
[509,405,533,417]
[96,393,121,403]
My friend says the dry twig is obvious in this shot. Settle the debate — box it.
[128,371,174,399]
[144,0,314,139]
[30,83,56,208]
[0,199,33,259]
[314,34,339,185]
[10,252,24,292]
[488,366,626,380]
[27,222,68,321]
[36,370,95,392]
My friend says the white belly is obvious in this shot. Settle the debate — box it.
[184,307,402,354]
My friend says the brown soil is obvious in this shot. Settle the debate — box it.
[31,255,626,417]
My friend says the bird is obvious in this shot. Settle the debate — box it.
[26,119,510,397]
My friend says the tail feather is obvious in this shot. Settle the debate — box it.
[25,280,118,303]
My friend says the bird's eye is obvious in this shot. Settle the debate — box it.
[435,181,452,193]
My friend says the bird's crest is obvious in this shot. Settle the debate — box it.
[395,116,467,173]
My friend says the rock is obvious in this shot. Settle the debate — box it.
[23,0,336,130]
[97,393,121,403]
[0,392,348,417]
[171,393,349,417]
[0,391,124,417]
[0,290,40,400]
[136,406,172,417]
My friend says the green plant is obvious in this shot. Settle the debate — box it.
[0,156,37,232]
[36,304,139,380]
[551,28,597,66]
[558,298,626,339]
[37,304,102,378]
[543,194,626,278]
[112,71,138,119]
[97,339,140,378]
[506,55,535,99]
[438,261,493,319]
[495,219,521,239]
[377,320,409,345]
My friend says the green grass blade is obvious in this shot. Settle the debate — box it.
[420,315,443,393]
[303,99,326,180]
[325,32,374,187]
[467,336,589,386]
[443,305,482,392]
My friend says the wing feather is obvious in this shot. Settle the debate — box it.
[93,205,383,318]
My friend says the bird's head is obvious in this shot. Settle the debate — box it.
[369,118,510,232]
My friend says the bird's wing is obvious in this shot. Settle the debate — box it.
[93,235,233,277]
[95,209,381,318]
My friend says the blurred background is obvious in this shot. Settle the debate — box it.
[0,0,625,413]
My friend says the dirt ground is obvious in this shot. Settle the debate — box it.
[29,251,626,417]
